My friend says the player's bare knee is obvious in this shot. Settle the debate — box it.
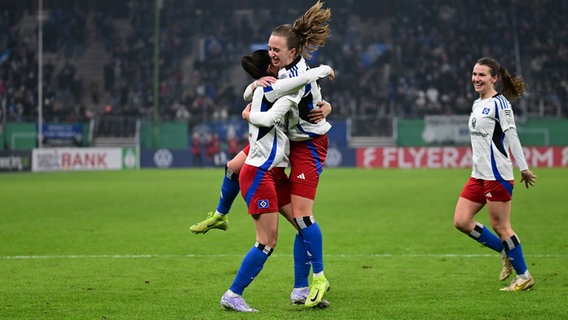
[453,217,472,233]
[491,224,512,239]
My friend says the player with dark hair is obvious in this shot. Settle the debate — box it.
[453,57,537,291]
[220,49,334,312]
[193,1,335,308]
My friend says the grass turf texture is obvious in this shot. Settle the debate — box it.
[0,168,566,319]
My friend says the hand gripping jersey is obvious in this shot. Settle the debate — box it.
[244,65,334,170]
[468,93,528,181]
[277,57,332,141]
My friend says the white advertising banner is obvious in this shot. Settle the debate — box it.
[422,115,470,145]
[32,148,124,172]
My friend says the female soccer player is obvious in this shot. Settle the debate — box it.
[220,50,334,312]
[193,0,335,308]
[453,57,537,291]
[263,1,333,307]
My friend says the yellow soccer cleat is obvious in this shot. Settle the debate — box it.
[305,275,330,307]
[500,275,535,291]
[190,212,229,234]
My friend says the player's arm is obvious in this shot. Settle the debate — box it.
[243,76,277,101]
[249,97,291,127]
[242,87,291,127]
[243,66,335,126]
[264,65,334,102]
[308,100,332,123]
[500,104,536,188]
[504,128,536,188]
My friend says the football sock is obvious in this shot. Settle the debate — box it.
[502,234,529,276]
[468,222,503,252]
[226,289,240,298]
[215,165,240,215]
[229,242,273,295]
[295,216,324,274]
[293,232,310,288]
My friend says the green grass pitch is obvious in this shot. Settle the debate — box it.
[1,167,566,319]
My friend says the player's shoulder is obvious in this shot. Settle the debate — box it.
[491,93,511,108]
[280,57,308,79]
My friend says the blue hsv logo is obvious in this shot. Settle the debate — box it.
[482,108,490,115]
[257,199,269,209]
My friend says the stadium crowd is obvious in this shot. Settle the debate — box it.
[1,0,567,125]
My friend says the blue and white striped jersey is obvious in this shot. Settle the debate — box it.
[278,57,332,141]
[245,87,289,170]
[244,65,334,170]
[468,94,528,180]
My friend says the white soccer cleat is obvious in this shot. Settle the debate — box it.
[499,252,513,281]
[220,291,258,312]
[500,275,535,291]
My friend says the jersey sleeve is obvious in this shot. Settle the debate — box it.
[243,82,254,102]
[496,96,528,171]
[496,96,516,132]
[504,128,529,171]
[249,94,292,128]
[263,65,332,103]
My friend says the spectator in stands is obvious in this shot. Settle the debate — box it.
[3,0,567,122]
[205,132,220,163]
[191,132,203,166]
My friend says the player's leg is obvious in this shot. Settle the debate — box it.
[276,173,311,301]
[275,168,329,307]
[454,178,512,280]
[454,196,503,250]
[291,197,329,307]
[484,180,522,284]
[486,199,534,291]
[289,136,329,307]
[221,212,278,312]
[190,147,248,234]
[221,165,279,312]
[279,202,314,305]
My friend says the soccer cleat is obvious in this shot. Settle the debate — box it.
[500,275,535,291]
[499,252,513,281]
[291,287,329,307]
[220,292,258,312]
[189,212,228,234]
[291,287,310,304]
[305,275,330,308]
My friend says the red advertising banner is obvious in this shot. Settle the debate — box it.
[356,146,568,168]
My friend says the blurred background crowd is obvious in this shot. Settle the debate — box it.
[1,0,567,126]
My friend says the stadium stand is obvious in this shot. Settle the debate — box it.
[1,0,566,125]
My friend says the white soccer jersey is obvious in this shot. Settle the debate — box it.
[245,87,290,170]
[468,93,526,180]
[244,65,334,170]
[277,57,332,141]
[247,65,333,127]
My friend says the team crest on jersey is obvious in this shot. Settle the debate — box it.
[257,199,269,209]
